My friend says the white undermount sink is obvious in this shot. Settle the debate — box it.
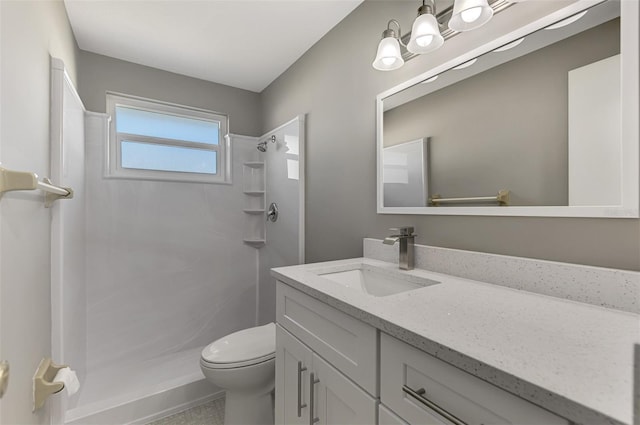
[317,264,440,297]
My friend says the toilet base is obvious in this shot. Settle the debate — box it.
[224,389,274,425]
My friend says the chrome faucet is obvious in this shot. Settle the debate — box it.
[383,227,416,270]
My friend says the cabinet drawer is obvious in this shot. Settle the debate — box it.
[380,333,569,425]
[276,281,377,395]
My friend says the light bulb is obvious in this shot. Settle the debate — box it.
[407,12,444,54]
[449,0,493,32]
[461,6,482,23]
[416,34,434,47]
[381,41,399,62]
[373,34,404,71]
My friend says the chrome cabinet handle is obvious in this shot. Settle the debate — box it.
[402,385,468,425]
[297,361,307,417]
[309,372,320,424]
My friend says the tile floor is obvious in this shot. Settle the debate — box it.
[148,397,225,425]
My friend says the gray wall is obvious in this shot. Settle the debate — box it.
[0,1,79,423]
[260,0,640,271]
[384,19,620,206]
[78,51,262,137]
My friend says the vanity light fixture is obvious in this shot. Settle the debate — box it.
[449,0,494,32]
[373,0,511,71]
[407,0,444,54]
[372,19,405,71]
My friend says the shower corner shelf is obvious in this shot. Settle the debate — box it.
[242,161,266,248]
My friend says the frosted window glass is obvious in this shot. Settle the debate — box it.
[121,141,217,174]
[116,106,219,145]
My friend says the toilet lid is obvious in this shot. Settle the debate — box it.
[201,323,276,367]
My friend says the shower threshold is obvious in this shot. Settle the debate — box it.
[65,346,221,425]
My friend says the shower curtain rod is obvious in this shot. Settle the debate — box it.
[0,166,73,207]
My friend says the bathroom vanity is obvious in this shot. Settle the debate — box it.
[272,240,639,425]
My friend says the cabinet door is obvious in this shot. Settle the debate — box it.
[311,353,377,425]
[379,404,411,425]
[276,325,313,425]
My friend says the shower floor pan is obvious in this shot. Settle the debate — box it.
[65,346,221,425]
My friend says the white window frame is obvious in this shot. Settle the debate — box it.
[106,92,231,184]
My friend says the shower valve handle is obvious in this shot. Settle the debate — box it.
[267,202,279,222]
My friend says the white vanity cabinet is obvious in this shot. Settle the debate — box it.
[275,282,378,425]
[275,280,571,425]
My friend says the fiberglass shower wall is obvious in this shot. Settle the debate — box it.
[84,132,258,368]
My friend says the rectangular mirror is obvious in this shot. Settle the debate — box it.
[376,0,638,217]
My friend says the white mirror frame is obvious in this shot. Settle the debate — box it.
[376,0,638,218]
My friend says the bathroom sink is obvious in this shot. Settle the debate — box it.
[317,264,439,297]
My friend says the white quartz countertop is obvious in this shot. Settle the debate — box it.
[271,257,640,425]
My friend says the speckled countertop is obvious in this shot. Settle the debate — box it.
[272,258,640,425]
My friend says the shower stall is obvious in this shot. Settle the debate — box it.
[50,59,304,424]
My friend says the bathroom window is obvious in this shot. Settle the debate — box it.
[106,93,230,184]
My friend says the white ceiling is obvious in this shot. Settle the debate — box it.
[64,0,363,93]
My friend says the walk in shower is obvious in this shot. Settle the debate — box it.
[50,59,304,424]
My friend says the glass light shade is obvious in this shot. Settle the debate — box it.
[372,36,404,71]
[421,75,438,84]
[453,58,477,69]
[449,0,494,32]
[407,13,444,54]
[545,11,588,30]
[493,37,524,52]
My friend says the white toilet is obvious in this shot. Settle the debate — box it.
[200,323,276,425]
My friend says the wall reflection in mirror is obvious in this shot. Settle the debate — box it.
[381,0,621,209]
[383,138,430,207]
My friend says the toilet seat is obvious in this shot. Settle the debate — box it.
[201,323,275,369]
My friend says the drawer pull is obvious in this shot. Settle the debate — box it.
[402,385,468,425]
[309,372,320,424]
[297,361,308,417]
